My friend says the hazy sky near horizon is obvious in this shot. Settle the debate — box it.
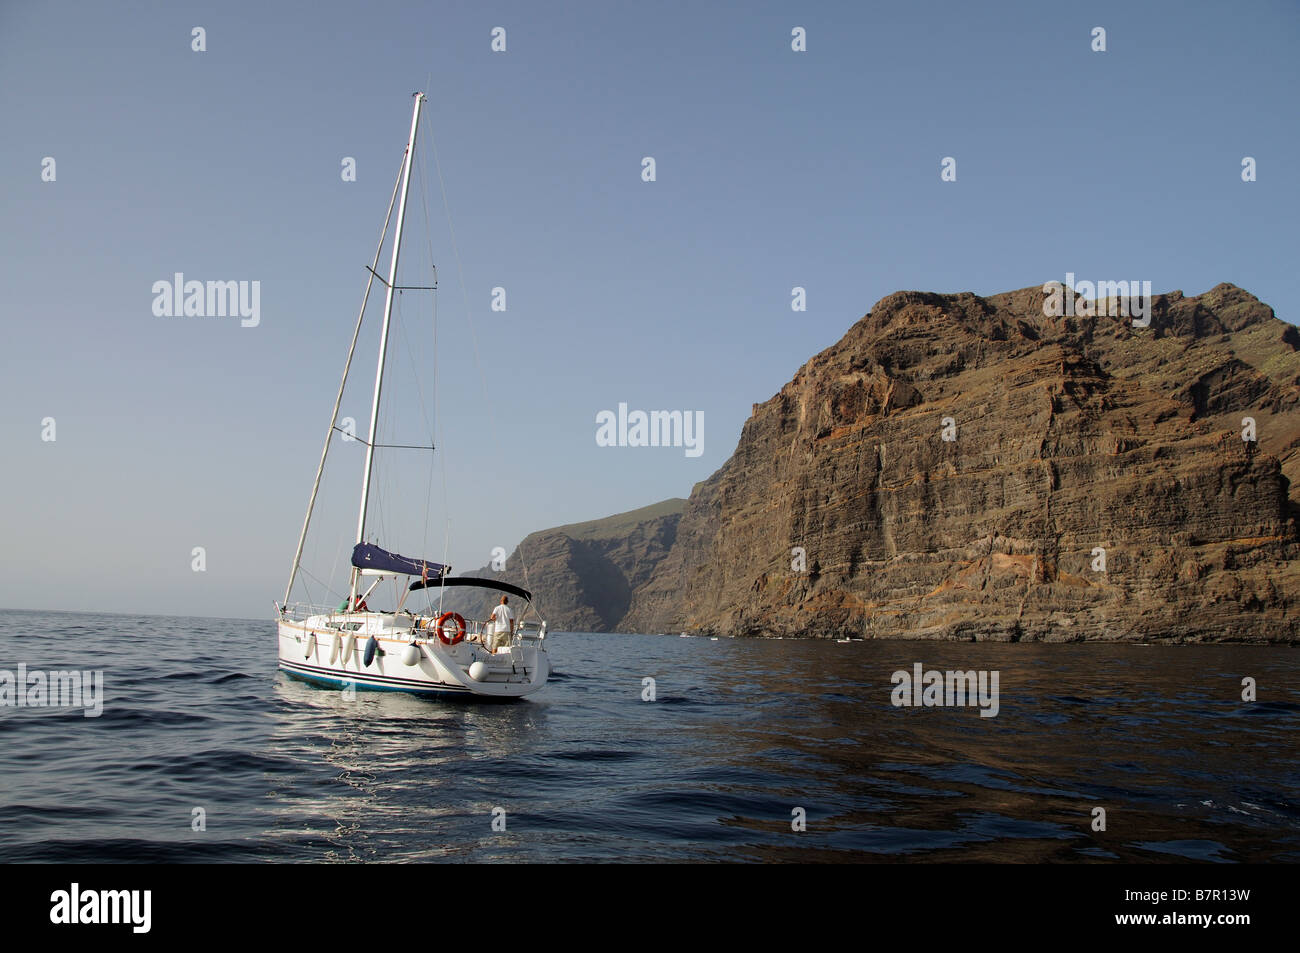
[3,0,1297,619]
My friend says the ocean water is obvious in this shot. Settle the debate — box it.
[0,609,1297,863]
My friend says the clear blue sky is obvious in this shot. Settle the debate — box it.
[2,0,1296,618]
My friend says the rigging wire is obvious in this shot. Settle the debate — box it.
[299,564,345,605]
[392,267,439,563]
[390,265,442,618]
[421,107,543,618]
[416,110,453,620]
[419,73,447,622]
[373,294,395,550]
[327,533,344,601]
[284,148,407,610]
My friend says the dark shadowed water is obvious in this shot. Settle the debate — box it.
[1,610,1297,862]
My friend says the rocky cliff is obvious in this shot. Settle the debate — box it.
[460,498,685,631]
[497,283,1300,641]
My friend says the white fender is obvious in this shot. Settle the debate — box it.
[401,643,421,667]
[530,649,550,686]
[304,632,317,659]
[329,633,341,665]
[341,633,356,666]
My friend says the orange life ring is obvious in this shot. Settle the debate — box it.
[436,611,466,645]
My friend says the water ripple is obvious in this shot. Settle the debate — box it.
[0,612,1297,862]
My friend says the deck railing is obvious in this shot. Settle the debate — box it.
[278,603,546,645]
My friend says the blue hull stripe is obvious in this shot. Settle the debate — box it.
[279,658,472,695]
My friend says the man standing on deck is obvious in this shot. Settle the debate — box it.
[485,595,515,651]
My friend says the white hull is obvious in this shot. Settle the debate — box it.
[277,615,549,699]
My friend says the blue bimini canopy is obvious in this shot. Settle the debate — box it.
[351,543,449,578]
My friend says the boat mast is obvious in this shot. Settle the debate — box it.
[350,91,426,607]
[280,155,406,612]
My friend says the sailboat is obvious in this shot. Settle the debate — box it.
[274,93,550,699]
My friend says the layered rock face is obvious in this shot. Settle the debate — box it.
[617,283,1300,641]
[461,499,685,631]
